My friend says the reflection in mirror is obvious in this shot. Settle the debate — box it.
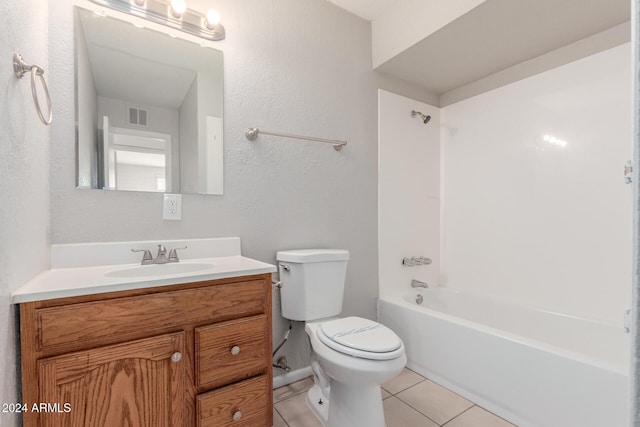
[75,6,223,194]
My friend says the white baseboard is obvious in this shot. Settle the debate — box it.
[273,366,313,389]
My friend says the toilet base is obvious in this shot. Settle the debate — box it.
[307,384,329,424]
[307,382,386,427]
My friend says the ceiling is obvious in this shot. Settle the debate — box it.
[327,0,630,100]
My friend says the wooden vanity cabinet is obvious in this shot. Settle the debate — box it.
[19,273,273,427]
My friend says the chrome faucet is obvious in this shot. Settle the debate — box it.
[155,245,168,264]
[131,245,187,265]
[411,279,429,289]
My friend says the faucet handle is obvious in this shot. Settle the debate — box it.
[168,246,187,263]
[131,249,153,265]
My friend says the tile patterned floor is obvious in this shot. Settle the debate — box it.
[273,368,516,427]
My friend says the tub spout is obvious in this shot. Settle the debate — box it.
[411,279,428,288]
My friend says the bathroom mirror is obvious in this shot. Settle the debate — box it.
[75,7,224,194]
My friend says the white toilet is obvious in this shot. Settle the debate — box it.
[277,249,406,427]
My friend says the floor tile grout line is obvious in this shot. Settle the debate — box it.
[391,376,478,424]
[383,377,427,396]
[273,406,291,427]
[440,404,476,427]
[387,394,442,426]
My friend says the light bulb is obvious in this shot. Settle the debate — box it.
[133,0,146,6]
[170,0,186,18]
[206,9,221,28]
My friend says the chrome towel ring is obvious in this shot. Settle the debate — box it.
[13,53,52,125]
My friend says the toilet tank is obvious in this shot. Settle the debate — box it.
[276,249,350,321]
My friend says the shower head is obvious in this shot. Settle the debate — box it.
[411,110,431,124]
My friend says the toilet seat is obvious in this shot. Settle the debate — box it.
[317,317,404,361]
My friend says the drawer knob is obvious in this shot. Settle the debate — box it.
[171,352,182,363]
[233,411,242,421]
[230,345,240,356]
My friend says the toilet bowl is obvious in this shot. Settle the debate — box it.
[276,249,406,427]
[305,318,406,427]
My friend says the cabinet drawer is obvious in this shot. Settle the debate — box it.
[196,315,268,390]
[197,375,270,427]
[36,280,266,352]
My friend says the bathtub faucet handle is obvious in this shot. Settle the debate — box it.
[417,256,432,265]
[411,279,428,288]
[403,256,432,266]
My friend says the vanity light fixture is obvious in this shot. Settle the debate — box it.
[89,0,226,41]
[206,9,221,29]
[169,0,186,18]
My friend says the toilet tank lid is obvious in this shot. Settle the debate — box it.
[276,249,350,263]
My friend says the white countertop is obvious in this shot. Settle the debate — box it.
[11,237,277,303]
[12,255,276,303]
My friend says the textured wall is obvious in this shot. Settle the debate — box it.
[0,0,50,425]
[441,44,632,324]
[48,0,435,375]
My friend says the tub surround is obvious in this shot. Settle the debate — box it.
[12,237,276,303]
[441,43,631,324]
[376,41,632,427]
[378,90,440,298]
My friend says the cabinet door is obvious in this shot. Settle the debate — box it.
[37,332,184,427]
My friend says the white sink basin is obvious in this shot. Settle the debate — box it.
[105,262,215,278]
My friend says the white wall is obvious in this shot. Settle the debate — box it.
[197,69,224,195]
[378,90,440,297]
[48,0,434,375]
[98,96,180,192]
[0,0,50,425]
[75,14,98,188]
[179,77,198,194]
[97,96,180,148]
[441,43,632,324]
[116,164,165,192]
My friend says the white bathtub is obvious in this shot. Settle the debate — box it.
[378,288,630,427]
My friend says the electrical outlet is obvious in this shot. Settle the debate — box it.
[163,194,182,220]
